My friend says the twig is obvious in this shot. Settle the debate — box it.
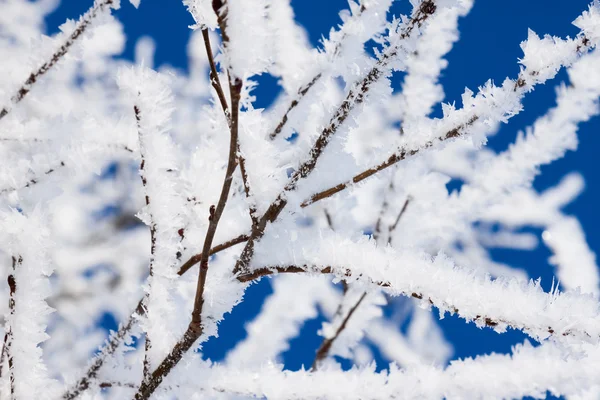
[0,161,66,195]
[2,256,21,400]
[301,116,477,207]
[133,104,157,383]
[202,27,257,227]
[268,74,322,140]
[177,233,249,275]
[0,0,114,121]
[311,292,367,371]
[268,1,367,140]
[133,3,243,398]
[201,28,230,121]
[62,301,144,400]
[62,230,248,399]
[388,197,411,245]
[235,264,583,339]
[232,1,440,276]
[311,195,410,370]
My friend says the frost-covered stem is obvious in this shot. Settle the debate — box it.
[311,196,409,369]
[268,74,322,140]
[0,162,66,195]
[177,233,249,275]
[232,1,440,275]
[301,116,477,206]
[64,232,250,399]
[4,256,20,400]
[388,197,411,245]
[201,28,230,121]
[204,7,257,227]
[133,326,198,400]
[132,63,244,400]
[268,1,367,140]
[311,292,367,371]
[62,302,143,399]
[237,265,580,339]
[0,0,114,121]
[133,104,157,383]
[190,75,242,325]
[304,33,594,207]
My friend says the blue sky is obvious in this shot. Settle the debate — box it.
[46,0,600,373]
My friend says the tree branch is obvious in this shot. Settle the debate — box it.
[62,300,143,399]
[301,33,594,208]
[311,195,410,370]
[133,103,157,382]
[235,264,589,340]
[232,1,440,276]
[63,234,253,399]
[202,26,257,227]
[268,1,368,140]
[311,292,367,371]
[301,117,477,207]
[132,2,244,398]
[2,256,21,400]
[0,0,115,122]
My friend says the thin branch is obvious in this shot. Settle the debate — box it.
[202,27,257,227]
[62,232,248,400]
[301,116,477,207]
[134,104,157,383]
[3,256,20,400]
[0,0,114,122]
[176,233,249,276]
[232,1,440,276]
[190,77,242,324]
[268,1,367,140]
[62,301,144,400]
[235,264,586,339]
[0,161,66,195]
[268,73,322,140]
[388,196,411,245]
[201,28,230,121]
[311,292,367,371]
[133,2,243,398]
[311,195,410,370]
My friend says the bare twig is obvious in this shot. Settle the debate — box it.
[202,27,257,227]
[0,0,114,121]
[311,292,367,371]
[202,28,230,121]
[232,1,440,276]
[268,1,367,140]
[177,233,249,276]
[0,161,66,195]
[388,197,411,245]
[133,3,244,398]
